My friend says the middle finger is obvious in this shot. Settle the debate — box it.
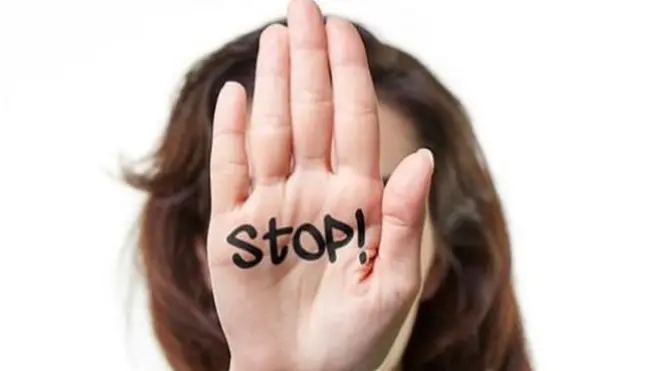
[288,0,333,171]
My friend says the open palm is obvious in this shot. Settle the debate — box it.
[207,0,434,369]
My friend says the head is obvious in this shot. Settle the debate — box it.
[124,18,531,371]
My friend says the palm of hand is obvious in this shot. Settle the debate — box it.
[206,1,434,370]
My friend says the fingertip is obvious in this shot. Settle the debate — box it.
[217,81,245,102]
[215,81,247,122]
[417,147,435,170]
[288,0,322,20]
[258,24,289,68]
[416,148,435,196]
[260,23,288,46]
[324,15,341,30]
[325,17,353,54]
[288,0,325,47]
[381,148,434,229]
[325,16,353,35]
[325,16,364,55]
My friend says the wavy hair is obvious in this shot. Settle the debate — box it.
[123,18,532,371]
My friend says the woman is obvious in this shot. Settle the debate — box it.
[124,0,532,369]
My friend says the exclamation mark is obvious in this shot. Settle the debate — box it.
[355,208,366,264]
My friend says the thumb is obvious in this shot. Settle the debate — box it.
[375,148,434,301]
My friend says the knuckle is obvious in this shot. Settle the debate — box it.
[382,211,413,229]
[335,105,378,122]
[292,89,333,108]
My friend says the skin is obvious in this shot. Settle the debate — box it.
[245,105,438,371]
[206,0,440,369]
[196,105,438,370]
[197,105,439,371]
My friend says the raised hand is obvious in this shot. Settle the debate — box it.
[207,0,434,369]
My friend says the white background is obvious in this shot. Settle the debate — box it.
[1,0,659,370]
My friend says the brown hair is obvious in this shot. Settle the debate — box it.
[123,18,532,371]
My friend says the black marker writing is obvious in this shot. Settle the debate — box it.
[355,208,366,264]
[228,224,262,269]
[226,208,366,269]
[262,217,292,265]
[324,214,354,263]
[293,223,326,260]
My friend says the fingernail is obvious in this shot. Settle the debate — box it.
[418,148,434,169]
